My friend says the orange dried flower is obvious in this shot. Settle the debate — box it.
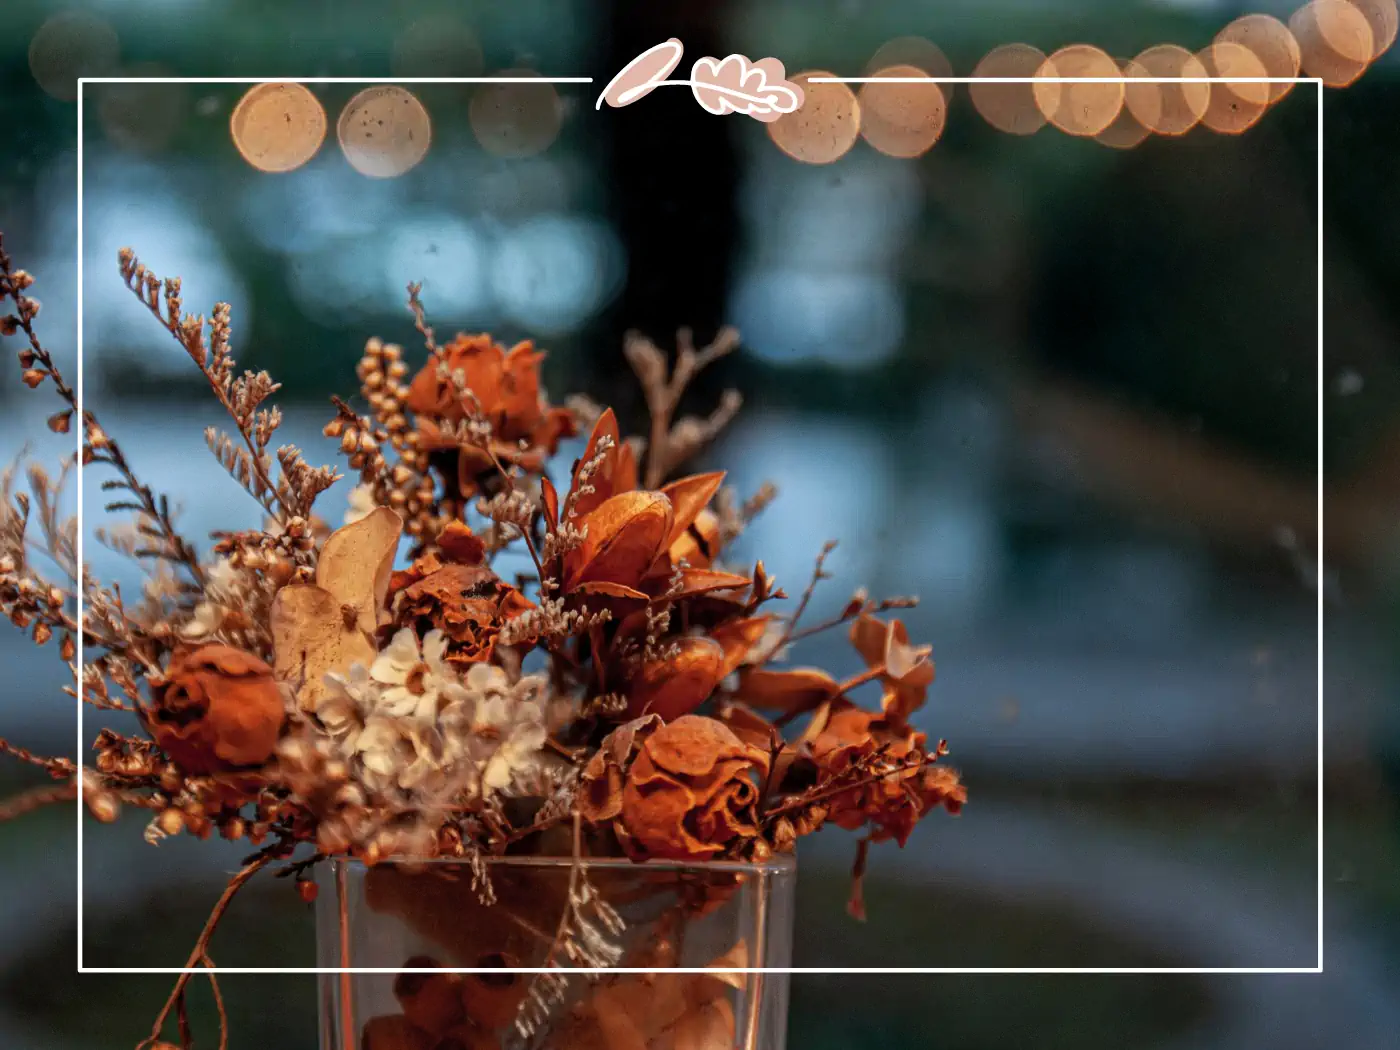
[389,526,534,663]
[806,701,963,845]
[404,333,575,464]
[147,644,286,774]
[618,715,770,860]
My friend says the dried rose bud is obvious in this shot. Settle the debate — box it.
[32,621,52,646]
[147,644,286,774]
[393,956,463,1037]
[361,1014,432,1050]
[1,315,19,336]
[60,634,75,661]
[21,368,46,388]
[47,411,71,434]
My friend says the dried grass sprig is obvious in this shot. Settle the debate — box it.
[625,326,742,488]
[118,248,339,528]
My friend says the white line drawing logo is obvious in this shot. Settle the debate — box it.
[596,38,804,121]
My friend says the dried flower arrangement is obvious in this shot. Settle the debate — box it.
[0,230,965,1050]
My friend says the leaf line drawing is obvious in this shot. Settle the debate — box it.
[596,38,805,122]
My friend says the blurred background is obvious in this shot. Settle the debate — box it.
[3,0,1399,1047]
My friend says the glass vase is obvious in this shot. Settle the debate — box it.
[316,855,796,1050]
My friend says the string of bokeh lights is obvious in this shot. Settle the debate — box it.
[26,0,1399,174]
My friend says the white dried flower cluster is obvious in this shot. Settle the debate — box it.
[303,628,554,809]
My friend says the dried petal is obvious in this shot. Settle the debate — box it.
[734,667,840,713]
[707,616,771,677]
[270,583,376,710]
[626,636,726,721]
[658,471,725,552]
[567,490,673,590]
[316,506,403,635]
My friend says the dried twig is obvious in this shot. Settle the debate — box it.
[0,778,78,821]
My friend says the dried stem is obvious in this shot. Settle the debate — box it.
[755,540,838,671]
[135,852,274,1050]
[0,777,78,821]
[0,736,75,777]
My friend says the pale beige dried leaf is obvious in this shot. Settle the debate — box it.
[315,505,402,634]
[270,582,375,710]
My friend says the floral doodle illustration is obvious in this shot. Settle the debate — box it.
[596,38,804,121]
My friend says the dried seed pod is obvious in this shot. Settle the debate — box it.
[460,954,527,1030]
[393,956,464,1037]
[361,1014,432,1050]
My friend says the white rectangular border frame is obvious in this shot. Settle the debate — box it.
[74,75,1325,975]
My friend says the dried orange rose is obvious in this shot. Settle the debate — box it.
[578,715,661,825]
[405,333,575,461]
[389,523,533,663]
[618,715,770,860]
[147,644,286,774]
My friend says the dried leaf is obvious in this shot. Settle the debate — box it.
[316,506,403,634]
[574,580,650,601]
[597,38,686,109]
[735,667,840,713]
[437,520,485,565]
[269,583,375,711]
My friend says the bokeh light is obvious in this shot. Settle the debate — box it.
[338,85,432,178]
[767,72,861,165]
[28,11,119,102]
[1292,0,1376,86]
[390,15,484,78]
[865,36,955,104]
[1095,63,1152,150]
[1346,0,1400,59]
[1124,45,1210,136]
[970,44,1049,136]
[1034,46,1124,137]
[857,66,947,158]
[491,214,623,334]
[1216,14,1301,104]
[96,66,187,153]
[230,82,327,173]
[1197,42,1271,134]
[468,72,563,159]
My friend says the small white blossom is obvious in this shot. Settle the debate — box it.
[370,628,462,723]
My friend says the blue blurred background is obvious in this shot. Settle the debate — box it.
[2,0,1399,1047]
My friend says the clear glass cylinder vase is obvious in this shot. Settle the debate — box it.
[316,855,795,1050]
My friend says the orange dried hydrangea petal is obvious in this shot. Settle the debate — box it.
[626,636,726,721]
[568,490,673,589]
